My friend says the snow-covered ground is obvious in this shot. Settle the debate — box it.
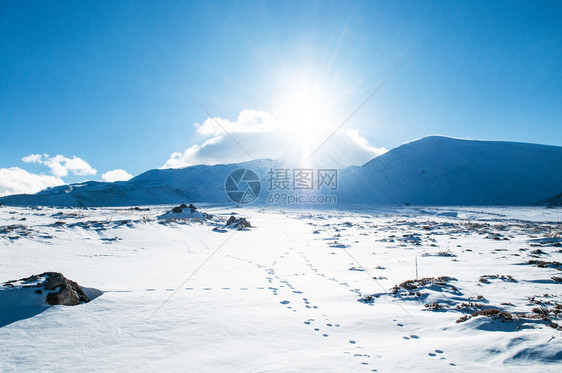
[1,205,561,372]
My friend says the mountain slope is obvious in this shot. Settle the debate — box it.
[0,159,278,207]
[536,192,562,207]
[337,136,562,205]
[1,136,561,207]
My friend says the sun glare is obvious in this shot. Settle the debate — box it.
[273,72,339,165]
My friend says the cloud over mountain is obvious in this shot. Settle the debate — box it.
[22,154,97,177]
[101,169,133,182]
[163,110,386,169]
[0,167,63,197]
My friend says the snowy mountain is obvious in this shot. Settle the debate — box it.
[0,159,279,207]
[536,192,562,207]
[1,136,561,207]
[336,136,562,205]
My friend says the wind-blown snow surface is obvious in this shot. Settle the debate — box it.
[1,136,561,207]
[1,205,561,371]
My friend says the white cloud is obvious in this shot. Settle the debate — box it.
[21,154,45,163]
[0,167,64,197]
[0,153,98,198]
[194,110,279,136]
[101,169,133,182]
[163,109,386,169]
[22,154,97,177]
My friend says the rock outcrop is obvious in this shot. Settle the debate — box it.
[226,216,251,229]
[3,272,90,306]
[158,204,211,220]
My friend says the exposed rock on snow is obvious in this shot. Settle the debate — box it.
[225,215,251,229]
[3,272,91,306]
[129,206,150,211]
[157,204,211,221]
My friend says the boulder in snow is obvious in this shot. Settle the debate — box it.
[158,204,211,221]
[3,272,92,306]
[225,215,251,229]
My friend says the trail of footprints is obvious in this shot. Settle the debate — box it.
[168,232,456,369]
[214,257,377,368]
[299,251,363,297]
[304,224,457,368]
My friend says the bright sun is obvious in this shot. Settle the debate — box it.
[272,72,339,164]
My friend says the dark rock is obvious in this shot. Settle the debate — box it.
[4,272,90,306]
[358,295,375,304]
[189,204,197,209]
[172,206,183,213]
[42,272,89,305]
[130,207,150,211]
[179,204,187,209]
[226,215,251,229]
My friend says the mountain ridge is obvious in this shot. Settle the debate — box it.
[1,136,561,207]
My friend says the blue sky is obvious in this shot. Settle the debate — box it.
[1,1,561,194]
